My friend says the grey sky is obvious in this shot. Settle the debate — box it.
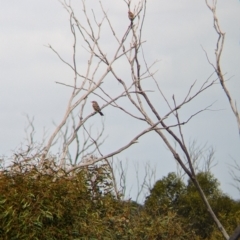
[1,0,240,201]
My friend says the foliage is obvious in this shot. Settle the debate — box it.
[1,154,240,240]
[0,160,199,240]
[0,161,116,239]
[144,172,186,215]
[145,172,240,239]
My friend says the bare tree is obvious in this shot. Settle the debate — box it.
[13,0,237,239]
[176,140,217,180]
[203,1,240,239]
[46,0,222,236]
[204,0,240,137]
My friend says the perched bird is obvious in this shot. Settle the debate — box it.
[128,11,134,21]
[91,101,104,116]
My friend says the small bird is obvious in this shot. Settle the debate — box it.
[128,11,134,21]
[91,101,104,116]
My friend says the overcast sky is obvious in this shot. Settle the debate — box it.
[1,0,240,202]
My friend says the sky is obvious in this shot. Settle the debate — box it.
[1,0,240,202]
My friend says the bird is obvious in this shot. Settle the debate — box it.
[128,11,134,21]
[91,101,104,116]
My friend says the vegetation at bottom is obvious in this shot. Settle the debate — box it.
[0,162,240,240]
